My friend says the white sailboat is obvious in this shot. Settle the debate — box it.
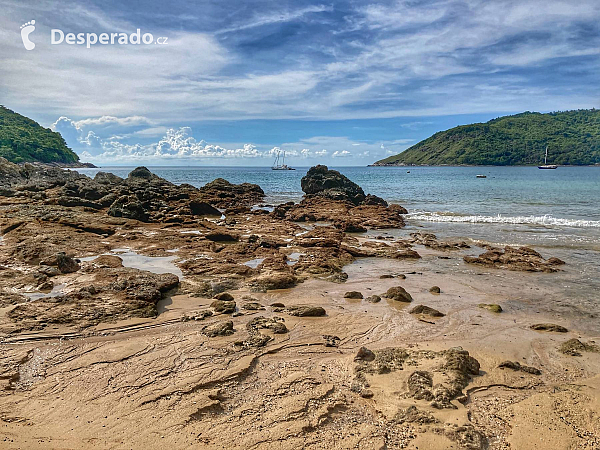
[538,146,558,169]
[271,149,295,170]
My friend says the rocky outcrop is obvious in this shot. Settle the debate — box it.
[498,361,541,375]
[197,178,264,208]
[464,246,565,272]
[530,323,568,333]
[300,165,394,209]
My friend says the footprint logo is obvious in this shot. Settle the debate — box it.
[20,20,36,50]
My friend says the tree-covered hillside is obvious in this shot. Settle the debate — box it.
[0,106,79,164]
[374,110,600,166]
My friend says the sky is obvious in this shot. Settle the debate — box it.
[1,0,599,166]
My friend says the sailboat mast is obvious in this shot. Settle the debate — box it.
[545,146,548,165]
[282,151,285,166]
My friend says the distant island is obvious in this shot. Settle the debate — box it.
[373,109,600,166]
[0,106,94,167]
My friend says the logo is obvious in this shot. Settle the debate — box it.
[20,20,36,50]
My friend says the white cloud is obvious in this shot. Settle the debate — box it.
[332,150,351,158]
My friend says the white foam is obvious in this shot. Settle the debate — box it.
[407,212,600,228]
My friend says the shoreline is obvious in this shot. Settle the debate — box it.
[0,162,598,449]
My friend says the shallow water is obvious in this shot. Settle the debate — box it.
[80,249,183,278]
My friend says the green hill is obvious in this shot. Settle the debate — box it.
[374,109,600,166]
[0,106,79,164]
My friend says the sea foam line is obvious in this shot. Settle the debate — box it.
[406,212,600,228]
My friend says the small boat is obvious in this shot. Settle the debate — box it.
[271,150,295,170]
[538,146,558,169]
[476,174,486,178]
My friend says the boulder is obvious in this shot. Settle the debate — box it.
[210,300,236,314]
[382,286,413,302]
[344,291,363,299]
[301,165,366,205]
[365,295,381,303]
[213,292,234,301]
[410,305,445,317]
[478,303,502,313]
[202,320,234,337]
[498,361,541,375]
[429,286,441,294]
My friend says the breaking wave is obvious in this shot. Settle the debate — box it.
[406,212,600,228]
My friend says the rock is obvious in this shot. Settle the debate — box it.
[242,302,265,311]
[464,246,564,272]
[354,346,376,362]
[407,371,434,400]
[360,389,374,399]
[249,273,297,291]
[205,231,238,242]
[558,338,600,356]
[531,323,568,333]
[189,200,221,216]
[286,305,326,317]
[94,172,123,185]
[498,360,542,375]
[41,252,81,274]
[90,255,124,268]
[410,232,470,251]
[301,165,367,205]
[213,292,234,301]
[344,291,363,299]
[365,295,381,303]
[128,167,153,179]
[197,178,265,208]
[270,302,285,308]
[382,286,413,302]
[246,317,287,334]
[410,305,445,317]
[478,303,502,313]
[108,195,149,222]
[323,335,340,347]
[429,286,441,294]
[379,274,394,279]
[202,320,234,337]
[210,300,236,314]
[394,406,438,424]
[37,280,54,291]
[38,265,60,277]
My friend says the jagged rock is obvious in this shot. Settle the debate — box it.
[108,195,149,222]
[394,406,438,424]
[382,286,413,302]
[498,361,542,375]
[197,178,264,208]
[242,302,265,311]
[286,305,326,317]
[464,246,564,272]
[531,323,568,333]
[410,305,445,317]
[344,291,363,299]
[301,165,368,205]
[249,273,297,292]
[213,292,234,301]
[128,166,153,179]
[478,303,502,313]
[189,200,221,216]
[365,295,381,303]
[408,370,434,400]
[40,252,80,274]
[202,320,234,337]
[246,317,287,334]
[94,172,123,185]
[210,300,236,314]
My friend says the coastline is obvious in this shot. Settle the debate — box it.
[0,162,598,449]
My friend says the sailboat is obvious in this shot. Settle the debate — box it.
[538,146,558,169]
[271,149,295,170]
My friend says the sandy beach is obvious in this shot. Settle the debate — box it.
[1,162,599,449]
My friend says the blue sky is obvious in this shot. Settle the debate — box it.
[1,0,599,165]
